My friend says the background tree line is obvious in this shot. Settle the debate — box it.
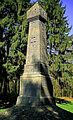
[0,0,30,106]
[0,0,73,106]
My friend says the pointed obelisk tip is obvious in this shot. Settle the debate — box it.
[27,2,47,22]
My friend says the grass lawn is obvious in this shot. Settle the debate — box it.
[0,108,7,113]
[56,100,73,113]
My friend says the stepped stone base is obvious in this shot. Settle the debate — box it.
[16,96,54,107]
[16,73,54,106]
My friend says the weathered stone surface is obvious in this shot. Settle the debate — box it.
[16,3,54,106]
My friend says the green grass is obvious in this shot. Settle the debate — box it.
[0,108,7,113]
[56,100,73,113]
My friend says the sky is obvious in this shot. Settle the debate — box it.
[30,0,73,35]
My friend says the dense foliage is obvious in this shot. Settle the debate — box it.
[0,0,30,104]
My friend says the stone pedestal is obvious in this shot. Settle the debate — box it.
[16,3,54,106]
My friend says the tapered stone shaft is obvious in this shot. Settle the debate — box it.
[16,3,54,106]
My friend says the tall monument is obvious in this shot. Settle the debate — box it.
[17,3,54,106]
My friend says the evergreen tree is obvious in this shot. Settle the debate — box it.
[0,0,30,102]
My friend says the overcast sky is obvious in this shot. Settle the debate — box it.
[30,0,73,35]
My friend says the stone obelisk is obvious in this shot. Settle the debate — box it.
[17,3,54,106]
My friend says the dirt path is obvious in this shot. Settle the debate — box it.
[59,97,73,101]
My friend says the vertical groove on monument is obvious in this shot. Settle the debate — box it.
[16,3,54,106]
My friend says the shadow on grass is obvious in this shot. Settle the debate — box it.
[0,104,73,120]
[55,97,71,104]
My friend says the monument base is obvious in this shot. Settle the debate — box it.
[16,73,54,106]
[16,96,54,107]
